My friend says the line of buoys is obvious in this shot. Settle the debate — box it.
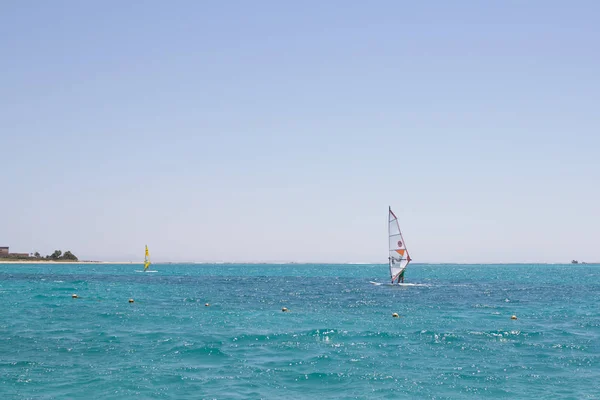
[69,295,214,306]
[64,296,516,322]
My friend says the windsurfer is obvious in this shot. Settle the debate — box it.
[397,270,405,284]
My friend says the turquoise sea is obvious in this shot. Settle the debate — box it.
[0,263,598,399]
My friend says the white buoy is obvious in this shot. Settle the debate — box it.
[282,307,289,312]
[392,313,399,318]
[128,298,134,303]
[72,294,78,298]
[511,315,517,320]
[205,303,210,307]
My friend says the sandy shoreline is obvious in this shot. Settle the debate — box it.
[0,261,143,264]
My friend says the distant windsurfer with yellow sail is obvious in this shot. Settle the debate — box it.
[144,245,151,271]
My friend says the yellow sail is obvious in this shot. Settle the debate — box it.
[144,245,151,271]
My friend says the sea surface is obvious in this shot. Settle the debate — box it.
[0,263,598,399]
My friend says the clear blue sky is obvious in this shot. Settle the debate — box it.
[1,1,598,263]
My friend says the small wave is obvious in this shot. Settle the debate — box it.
[418,330,463,343]
[468,330,543,339]
[231,328,345,344]
[172,345,229,358]
[50,287,77,292]
[296,371,350,381]
[232,333,279,343]
[474,304,497,309]
[399,283,430,287]
[369,281,431,287]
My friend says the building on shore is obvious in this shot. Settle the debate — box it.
[0,247,30,258]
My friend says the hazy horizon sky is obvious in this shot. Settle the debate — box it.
[1,1,599,263]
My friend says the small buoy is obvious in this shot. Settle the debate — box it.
[281,307,289,312]
[72,294,78,298]
[205,303,210,307]
[392,313,399,318]
[511,315,517,320]
[128,298,134,303]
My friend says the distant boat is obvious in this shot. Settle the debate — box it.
[144,245,151,271]
[571,260,579,264]
[388,206,411,283]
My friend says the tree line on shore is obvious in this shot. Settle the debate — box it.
[1,250,80,261]
[34,250,79,261]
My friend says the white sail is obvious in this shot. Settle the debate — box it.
[388,207,411,282]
